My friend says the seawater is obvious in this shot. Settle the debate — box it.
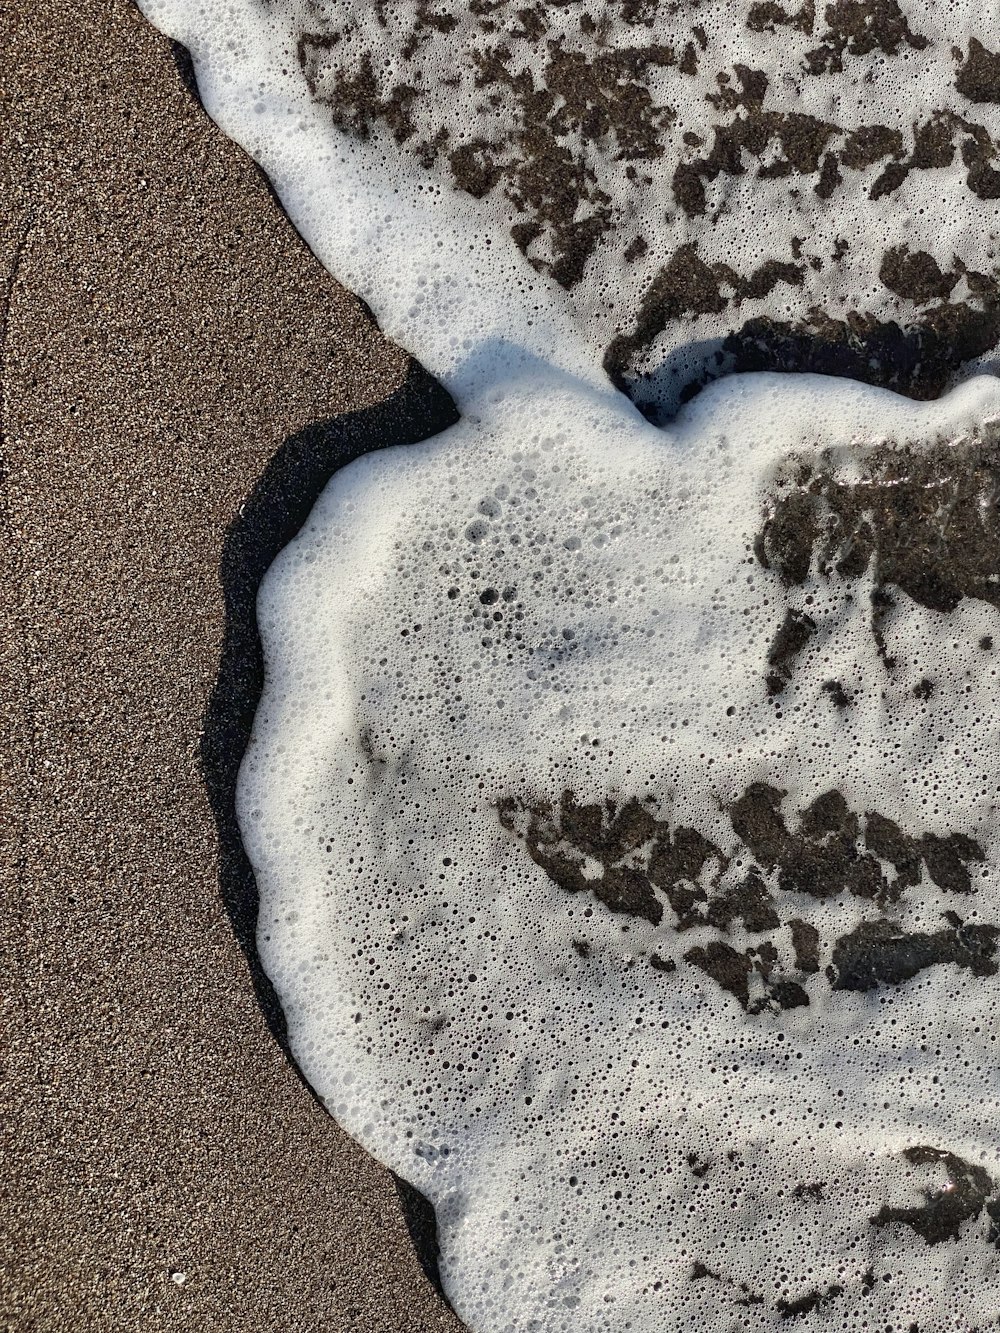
[134,1,1000,1327]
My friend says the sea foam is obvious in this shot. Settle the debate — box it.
[139,0,1000,414]
[133,0,1000,1327]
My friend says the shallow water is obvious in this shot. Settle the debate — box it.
[139,0,1000,417]
[134,1,1000,1327]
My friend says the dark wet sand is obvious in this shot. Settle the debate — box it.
[2,1,462,1327]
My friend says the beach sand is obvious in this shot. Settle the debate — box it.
[2,1,462,1327]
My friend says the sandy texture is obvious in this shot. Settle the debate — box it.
[1,1,462,1328]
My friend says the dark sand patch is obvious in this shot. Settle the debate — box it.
[1,1,462,1328]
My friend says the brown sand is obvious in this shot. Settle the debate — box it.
[1,1,463,1328]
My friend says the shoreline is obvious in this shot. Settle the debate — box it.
[2,0,461,1327]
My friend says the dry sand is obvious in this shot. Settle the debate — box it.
[2,1,463,1327]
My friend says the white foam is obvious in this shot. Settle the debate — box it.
[131,0,1000,1325]
[138,0,1000,412]
[135,0,602,403]
[239,368,1000,1329]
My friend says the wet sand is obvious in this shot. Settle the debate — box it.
[2,1,462,1327]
